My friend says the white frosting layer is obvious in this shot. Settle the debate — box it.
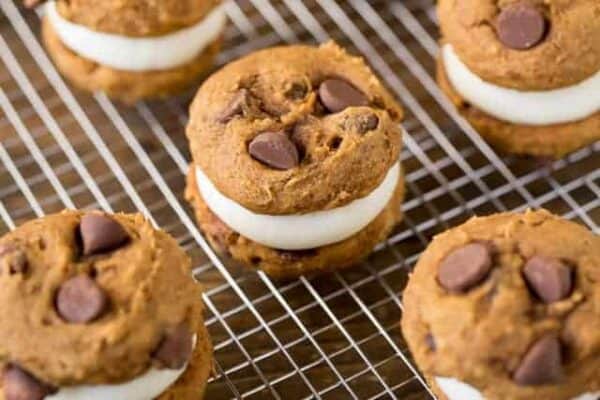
[46,1,227,71]
[47,336,196,400]
[435,376,600,400]
[442,44,600,125]
[195,163,400,250]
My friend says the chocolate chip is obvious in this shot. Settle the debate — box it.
[318,79,368,113]
[249,131,299,170]
[80,214,128,256]
[153,324,194,369]
[3,365,55,400]
[513,335,563,386]
[438,242,493,292]
[56,275,108,323]
[285,82,308,100]
[496,3,547,50]
[523,256,572,303]
[217,89,249,123]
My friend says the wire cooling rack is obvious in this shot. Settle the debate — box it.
[0,0,598,398]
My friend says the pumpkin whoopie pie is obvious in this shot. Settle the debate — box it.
[29,0,227,103]
[0,211,212,400]
[185,42,405,278]
[437,0,600,158]
[402,209,600,400]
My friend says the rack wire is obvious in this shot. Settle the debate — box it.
[0,0,598,398]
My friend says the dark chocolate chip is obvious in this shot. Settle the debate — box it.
[438,242,493,292]
[80,214,128,256]
[217,89,249,123]
[249,131,299,170]
[318,79,368,113]
[513,335,563,386]
[523,256,572,303]
[56,275,108,323]
[496,3,547,50]
[153,324,194,369]
[3,365,55,400]
[285,82,308,100]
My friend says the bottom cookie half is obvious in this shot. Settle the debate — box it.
[437,59,600,159]
[42,18,223,104]
[186,166,405,279]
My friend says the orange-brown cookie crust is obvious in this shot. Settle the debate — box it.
[186,42,404,215]
[42,17,223,104]
[185,165,405,279]
[0,211,205,386]
[438,0,600,90]
[54,0,223,37]
[401,210,600,400]
[437,58,600,158]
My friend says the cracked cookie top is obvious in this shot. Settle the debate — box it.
[187,42,404,215]
[47,0,222,36]
[0,211,202,386]
[438,0,600,90]
[402,209,600,399]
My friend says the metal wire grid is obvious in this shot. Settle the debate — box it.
[0,0,598,398]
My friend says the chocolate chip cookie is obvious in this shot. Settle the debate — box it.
[401,209,600,400]
[185,42,405,278]
[38,0,226,103]
[0,211,212,400]
[437,0,600,158]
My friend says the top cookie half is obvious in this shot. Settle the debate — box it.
[438,0,600,90]
[186,42,404,215]
[50,0,222,36]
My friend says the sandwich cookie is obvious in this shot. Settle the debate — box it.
[185,42,405,278]
[402,209,600,400]
[0,211,212,400]
[437,0,600,158]
[36,0,227,103]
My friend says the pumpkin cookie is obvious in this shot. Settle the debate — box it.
[401,209,600,400]
[437,0,600,158]
[0,211,212,400]
[35,0,226,103]
[185,42,405,278]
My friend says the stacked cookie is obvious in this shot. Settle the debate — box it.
[402,210,600,400]
[0,211,212,400]
[438,0,600,158]
[39,0,227,103]
[185,42,405,278]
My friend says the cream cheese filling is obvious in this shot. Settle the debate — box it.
[195,163,400,251]
[442,44,600,125]
[46,1,227,72]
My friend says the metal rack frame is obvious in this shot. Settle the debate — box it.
[0,0,598,398]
